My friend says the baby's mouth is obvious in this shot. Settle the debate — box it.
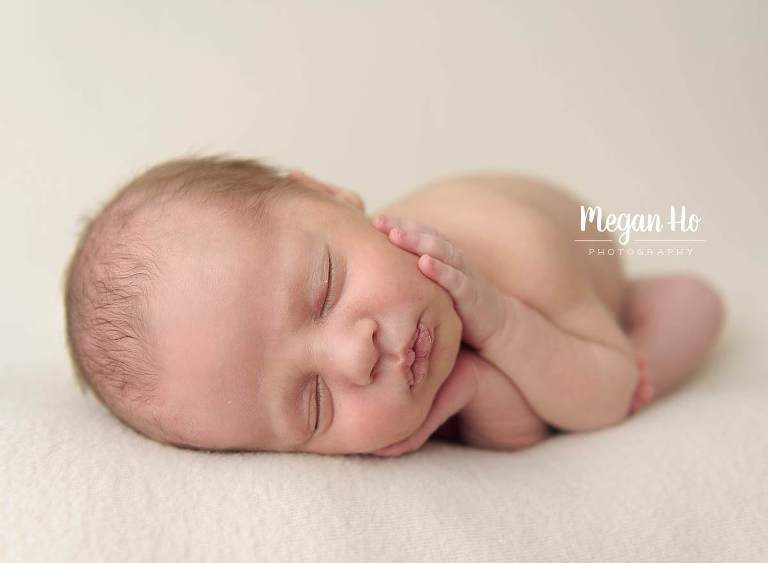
[408,323,433,389]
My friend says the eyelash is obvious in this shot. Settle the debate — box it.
[320,252,334,316]
[313,375,327,432]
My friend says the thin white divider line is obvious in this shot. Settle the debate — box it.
[574,239,707,243]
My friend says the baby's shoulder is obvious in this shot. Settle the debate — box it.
[374,172,595,322]
[375,172,561,248]
[378,172,577,267]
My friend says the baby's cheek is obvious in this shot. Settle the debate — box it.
[353,402,418,440]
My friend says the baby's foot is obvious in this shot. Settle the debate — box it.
[629,352,656,415]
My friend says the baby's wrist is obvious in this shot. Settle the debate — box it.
[477,295,521,370]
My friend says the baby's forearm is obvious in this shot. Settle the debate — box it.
[483,297,639,431]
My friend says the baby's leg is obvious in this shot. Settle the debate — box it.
[620,273,725,400]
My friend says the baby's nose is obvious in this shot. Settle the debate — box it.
[322,318,379,385]
[331,343,378,386]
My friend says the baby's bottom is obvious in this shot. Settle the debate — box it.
[620,273,725,400]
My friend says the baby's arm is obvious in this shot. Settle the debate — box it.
[369,347,478,457]
[374,214,639,433]
[454,347,552,450]
[483,297,638,431]
[371,347,551,456]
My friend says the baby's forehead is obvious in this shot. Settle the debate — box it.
[154,190,355,325]
[155,199,314,323]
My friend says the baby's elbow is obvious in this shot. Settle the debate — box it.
[579,348,641,430]
[551,372,638,432]
[574,402,632,432]
[551,407,628,433]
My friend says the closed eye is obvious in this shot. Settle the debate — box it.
[313,375,327,432]
[320,251,334,316]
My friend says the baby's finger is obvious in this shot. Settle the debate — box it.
[370,436,415,457]
[371,215,392,234]
[372,214,443,238]
[419,255,479,310]
[390,229,467,271]
[369,446,398,457]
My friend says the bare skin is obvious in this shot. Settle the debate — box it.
[152,168,725,455]
[368,172,725,452]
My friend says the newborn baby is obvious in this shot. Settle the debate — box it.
[63,156,725,456]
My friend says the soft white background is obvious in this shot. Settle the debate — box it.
[2,1,766,562]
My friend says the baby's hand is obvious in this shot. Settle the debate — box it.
[372,214,510,354]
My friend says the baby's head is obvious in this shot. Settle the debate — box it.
[63,156,461,455]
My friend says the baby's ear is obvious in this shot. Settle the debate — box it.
[287,169,365,213]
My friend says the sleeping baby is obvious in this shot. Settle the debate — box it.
[63,156,725,456]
